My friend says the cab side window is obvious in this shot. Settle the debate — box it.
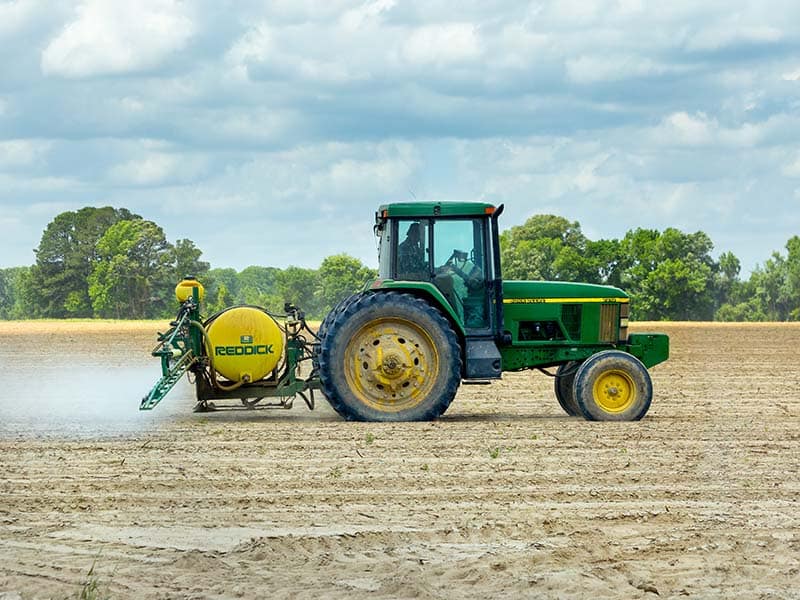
[395,220,430,280]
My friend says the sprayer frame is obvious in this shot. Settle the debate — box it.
[141,287,320,412]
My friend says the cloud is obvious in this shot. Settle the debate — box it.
[684,23,783,52]
[0,139,51,168]
[40,0,195,78]
[1,0,799,276]
[783,154,800,177]
[648,112,784,148]
[0,173,78,193]
[340,0,396,31]
[311,143,419,199]
[143,139,421,268]
[225,22,273,70]
[565,55,673,84]
[107,152,208,187]
[401,23,483,66]
[656,112,716,145]
[0,0,41,37]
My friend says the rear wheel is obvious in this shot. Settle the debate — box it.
[554,361,581,416]
[318,292,366,340]
[318,292,461,421]
[313,292,366,399]
[573,350,652,421]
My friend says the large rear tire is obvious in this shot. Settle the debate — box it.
[573,350,652,421]
[554,361,581,416]
[318,292,462,421]
[318,292,366,340]
[313,292,366,400]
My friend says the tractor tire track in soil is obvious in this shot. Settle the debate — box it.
[1,322,799,598]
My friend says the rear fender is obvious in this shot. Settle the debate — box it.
[368,280,466,336]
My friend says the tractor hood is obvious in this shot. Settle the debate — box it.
[502,280,629,304]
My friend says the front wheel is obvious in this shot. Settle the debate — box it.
[317,292,462,421]
[573,350,653,421]
[554,361,581,416]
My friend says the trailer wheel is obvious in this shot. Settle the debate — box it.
[574,350,652,421]
[318,292,461,421]
[554,361,581,416]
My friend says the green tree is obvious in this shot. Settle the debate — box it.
[171,239,210,282]
[619,228,716,320]
[317,254,376,315]
[238,265,281,306]
[499,214,613,283]
[0,269,11,318]
[712,251,754,320]
[206,282,233,315]
[0,267,37,319]
[199,267,239,315]
[786,236,800,319]
[88,220,174,318]
[32,206,140,318]
[714,251,741,305]
[587,238,624,288]
[715,290,767,321]
[276,266,321,317]
[736,239,800,321]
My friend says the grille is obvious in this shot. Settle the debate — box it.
[561,304,582,340]
[599,303,618,342]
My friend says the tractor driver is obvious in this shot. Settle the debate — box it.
[397,222,428,279]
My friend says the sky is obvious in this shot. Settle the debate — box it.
[1,0,799,276]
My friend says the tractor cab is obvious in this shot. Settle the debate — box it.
[374,202,504,335]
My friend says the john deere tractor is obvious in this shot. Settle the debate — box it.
[142,202,669,421]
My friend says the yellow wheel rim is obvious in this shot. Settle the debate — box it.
[344,317,439,412]
[592,369,636,413]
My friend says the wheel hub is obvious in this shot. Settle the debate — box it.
[593,370,635,413]
[381,353,404,377]
[344,318,438,411]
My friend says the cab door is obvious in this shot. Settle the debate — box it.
[431,218,492,332]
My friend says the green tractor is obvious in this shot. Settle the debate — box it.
[142,202,668,421]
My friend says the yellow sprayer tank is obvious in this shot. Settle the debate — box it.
[206,307,284,383]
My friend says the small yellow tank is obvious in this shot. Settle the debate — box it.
[175,277,205,303]
[206,307,284,383]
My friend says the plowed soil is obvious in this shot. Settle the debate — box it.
[1,321,798,599]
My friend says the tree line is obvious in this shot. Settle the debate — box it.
[0,206,376,321]
[500,214,800,321]
[0,206,798,321]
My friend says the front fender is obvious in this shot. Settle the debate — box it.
[626,333,669,368]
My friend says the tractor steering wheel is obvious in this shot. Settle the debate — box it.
[445,249,468,266]
[442,249,482,290]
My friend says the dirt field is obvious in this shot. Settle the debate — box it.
[1,321,799,599]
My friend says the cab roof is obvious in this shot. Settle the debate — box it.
[377,201,497,218]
